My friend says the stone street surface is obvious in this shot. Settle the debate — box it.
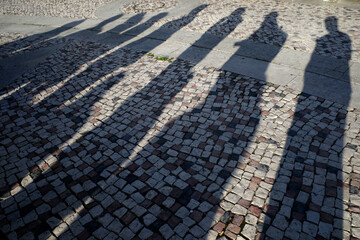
[0,0,360,240]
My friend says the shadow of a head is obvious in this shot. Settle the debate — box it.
[226,7,246,23]
[316,15,351,60]
[263,11,280,27]
[325,16,339,33]
[189,4,209,15]
[234,11,286,47]
[267,11,278,19]
[161,3,208,28]
[207,7,245,37]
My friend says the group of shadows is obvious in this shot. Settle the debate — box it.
[0,4,352,240]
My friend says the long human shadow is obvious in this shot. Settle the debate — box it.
[0,6,208,239]
[0,14,129,191]
[24,5,207,164]
[113,11,287,238]
[23,5,207,167]
[14,7,246,239]
[0,13,147,238]
[0,11,150,237]
[0,13,148,187]
[59,6,246,170]
[86,6,246,162]
[27,12,152,111]
[261,16,351,239]
[1,7,206,195]
[1,12,163,166]
[29,4,209,111]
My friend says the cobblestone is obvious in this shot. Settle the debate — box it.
[242,224,257,239]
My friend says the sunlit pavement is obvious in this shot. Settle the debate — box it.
[0,0,360,240]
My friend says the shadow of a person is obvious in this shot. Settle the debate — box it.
[313,16,352,60]
[28,12,152,110]
[260,16,352,240]
[232,12,287,81]
[20,6,206,173]
[247,12,287,48]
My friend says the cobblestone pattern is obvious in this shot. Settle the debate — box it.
[153,0,360,61]
[0,35,360,240]
[120,0,178,14]
[0,0,112,19]
[254,94,360,240]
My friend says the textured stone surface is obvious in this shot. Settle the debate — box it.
[154,0,360,62]
[0,1,359,239]
[1,0,359,61]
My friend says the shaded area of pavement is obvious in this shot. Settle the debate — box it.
[0,11,359,108]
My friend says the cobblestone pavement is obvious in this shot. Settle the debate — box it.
[1,9,360,238]
[1,0,359,61]
[153,0,360,61]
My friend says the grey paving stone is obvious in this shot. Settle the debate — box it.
[120,227,135,239]
[93,227,110,239]
[306,211,320,224]
[89,205,103,218]
[272,214,289,231]
[189,225,205,238]
[174,223,189,238]
[107,219,123,233]
[242,224,257,239]
[303,221,318,237]
[318,221,333,239]
[143,214,157,226]
[160,224,175,239]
